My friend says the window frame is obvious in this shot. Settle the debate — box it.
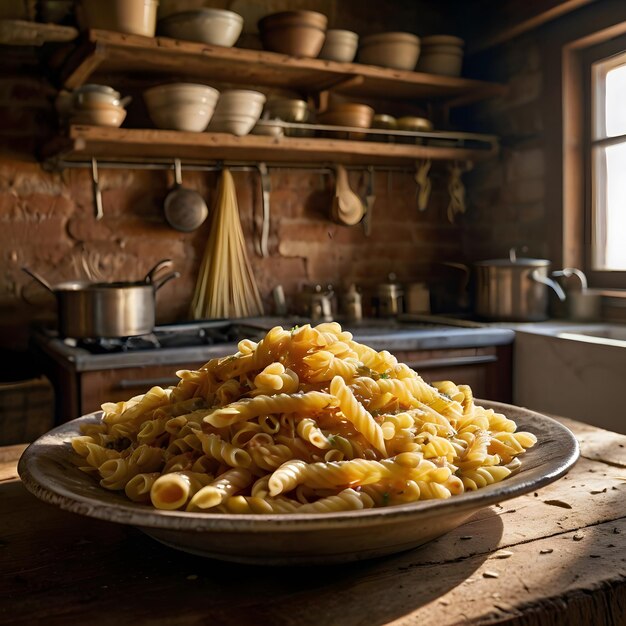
[581,35,626,286]
[556,12,626,294]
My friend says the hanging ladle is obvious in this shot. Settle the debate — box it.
[163,158,209,232]
[332,164,364,226]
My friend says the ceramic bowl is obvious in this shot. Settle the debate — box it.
[207,113,262,136]
[258,10,327,57]
[318,103,374,127]
[158,8,243,47]
[318,29,359,62]
[70,107,127,128]
[213,89,266,115]
[143,83,219,108]
[17,401,579,565]
[358,32,420,70]
[143,83,219,131]
[250,119,285,137]
[265,98,309,123]
[147,103,215,132]
[417,35,464,76]
[80,0,159,37]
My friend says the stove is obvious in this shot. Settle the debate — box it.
[30,315,512,424]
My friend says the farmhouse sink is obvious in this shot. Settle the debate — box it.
[556,324,626,346]
[513,322,626,434]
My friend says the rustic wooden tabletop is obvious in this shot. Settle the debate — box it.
[1,416,624,626]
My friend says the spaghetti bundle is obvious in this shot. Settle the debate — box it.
[190,168,264,319]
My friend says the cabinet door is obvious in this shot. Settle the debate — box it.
[79,361,207,416]
[395,345,513,403]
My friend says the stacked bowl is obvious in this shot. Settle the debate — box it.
[158,8,243,47]
[143,83,219,132]
[416,36,464,76]
[206,90,266,136]
[318,29,359,62]
[70,84,128,127]
[358,32,420,70]
[258,10,327,57]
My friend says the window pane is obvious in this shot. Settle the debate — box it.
[592,141,626,271]
[606,63,626,137]
[592,50,626,139]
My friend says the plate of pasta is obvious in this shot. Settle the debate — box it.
[18,322,579,565]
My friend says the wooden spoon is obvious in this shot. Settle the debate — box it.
[332,164,364,225]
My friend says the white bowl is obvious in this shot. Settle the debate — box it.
[144,83,219,108]
[158,8,243,47]
[318,29,359,62]
[147,102,215,132]
[215,89,265,120]
[207,113,261,136]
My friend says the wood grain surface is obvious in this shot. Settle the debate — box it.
[1,419,625,626]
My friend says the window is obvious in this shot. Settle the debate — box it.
[590,50,626,271]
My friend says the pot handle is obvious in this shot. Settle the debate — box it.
[530,269,567,301]
[152,271,180,291]
[144,259,174,284]
[21,266,54,292]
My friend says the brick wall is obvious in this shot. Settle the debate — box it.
[461,33,550,263]
[0,0,471,349]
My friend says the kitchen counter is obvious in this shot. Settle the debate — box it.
[31,316,515,372]
[1,416,624,626]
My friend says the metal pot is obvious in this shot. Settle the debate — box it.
[22,259,179,338]
[474,251,566,322]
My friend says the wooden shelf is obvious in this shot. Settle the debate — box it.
[58,30,507,107]
[42,126,498,167]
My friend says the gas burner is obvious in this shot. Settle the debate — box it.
[71,334,161,354]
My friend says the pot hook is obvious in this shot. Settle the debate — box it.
[144,259,174,284]
[21,266,54,292]
[152,271,180,291]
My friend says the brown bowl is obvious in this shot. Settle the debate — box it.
[358,31,420,70]
[258,10,327,57]
[317,103,374,139]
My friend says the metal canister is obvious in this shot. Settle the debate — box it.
[374,276,404,317]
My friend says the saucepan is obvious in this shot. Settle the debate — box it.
[474,249,566,322]
[22,259,180,338]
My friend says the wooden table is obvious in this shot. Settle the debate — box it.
[1,417,625,626]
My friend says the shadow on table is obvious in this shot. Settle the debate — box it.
[2,480,504,626]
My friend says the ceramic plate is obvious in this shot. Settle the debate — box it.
[17,401,579,565]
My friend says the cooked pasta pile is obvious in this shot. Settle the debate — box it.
[72,323,537,514]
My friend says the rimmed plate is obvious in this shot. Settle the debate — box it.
[17,400,579,565]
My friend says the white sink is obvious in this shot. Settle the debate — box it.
[556,324,626,347]
[513,322,626,434]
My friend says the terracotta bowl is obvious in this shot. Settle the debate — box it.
[80,0,159,37]
[70,107,127,128]
[258,10,327,58]
[318,103,374,140]
[417,35,464,76]
[158,8,243,47]
[358,31,420,71]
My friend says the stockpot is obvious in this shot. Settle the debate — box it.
[22,259,179,338]
[474,252,566,322]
